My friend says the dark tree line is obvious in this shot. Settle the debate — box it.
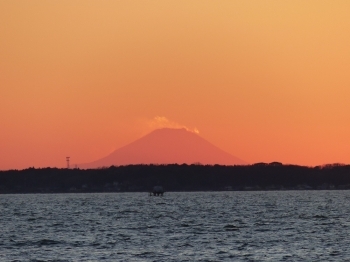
[0,163,350,193]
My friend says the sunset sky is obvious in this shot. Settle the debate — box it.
[1,1,350,170]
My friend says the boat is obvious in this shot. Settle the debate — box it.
[150,185,164,196]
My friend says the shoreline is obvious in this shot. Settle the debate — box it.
[1,163,350,194]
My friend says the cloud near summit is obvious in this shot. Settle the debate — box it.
[148,116,199,134]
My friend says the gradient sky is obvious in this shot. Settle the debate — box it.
[1,1,350,170]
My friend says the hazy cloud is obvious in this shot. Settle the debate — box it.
[148,116,199,134]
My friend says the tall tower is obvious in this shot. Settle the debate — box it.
[66,157,70,169]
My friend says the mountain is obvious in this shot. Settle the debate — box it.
[79,128,246,168]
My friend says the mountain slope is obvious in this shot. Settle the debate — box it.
[79,128,246,168]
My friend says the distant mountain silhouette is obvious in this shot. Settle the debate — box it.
[79,128,246,168]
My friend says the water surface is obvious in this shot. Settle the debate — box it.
[1,191,350,261]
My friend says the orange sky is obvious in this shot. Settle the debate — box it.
[1,1,350,170]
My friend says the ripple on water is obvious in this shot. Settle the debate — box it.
[1,191,350,261]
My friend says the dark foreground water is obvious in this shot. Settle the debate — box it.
[1,191,350,261]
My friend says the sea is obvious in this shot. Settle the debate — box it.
[1,191,350,261]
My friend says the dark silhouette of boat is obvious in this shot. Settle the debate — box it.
[150,185,164,196]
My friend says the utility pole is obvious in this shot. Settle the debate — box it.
[66,157,70,169]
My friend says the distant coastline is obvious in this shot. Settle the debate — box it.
[1,163,350,194]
